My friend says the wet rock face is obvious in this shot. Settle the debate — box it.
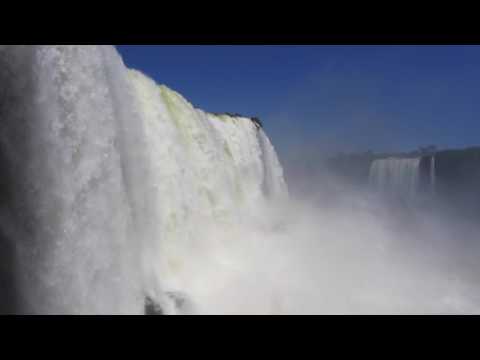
[144,297,163,315]
[210,112,263,130]
[144,292,195,315]
[251,117,263,130]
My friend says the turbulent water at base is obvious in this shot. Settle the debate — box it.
[0,45,288,314]
[369,158,422,203]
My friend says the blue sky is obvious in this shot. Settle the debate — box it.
[117,45,480,159]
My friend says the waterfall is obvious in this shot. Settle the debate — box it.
[369,157,421,203]
[430,156,436,195]
[0,45,288,314]
[128,69,288,313]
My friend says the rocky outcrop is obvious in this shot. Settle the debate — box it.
[144,296,163,315]
[251,117,263,129]
[144,292,193,315]
[434,147,480,215]
[210,112,263,129]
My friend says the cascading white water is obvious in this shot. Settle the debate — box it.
[128,69,288,313]
[0,45,288,314]
[0,45,149,314]
[369,157,421,203]
[430,156,436,195]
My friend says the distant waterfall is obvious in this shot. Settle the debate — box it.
[369,158,421,203]
[369,156,438,203]
[430,156,436,195]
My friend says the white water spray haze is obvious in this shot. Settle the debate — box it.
[369,158,421,203]
[1,45,480,314]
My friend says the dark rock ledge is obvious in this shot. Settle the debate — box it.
[210,112,263,129]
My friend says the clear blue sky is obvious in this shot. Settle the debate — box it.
[116,45,480,159]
